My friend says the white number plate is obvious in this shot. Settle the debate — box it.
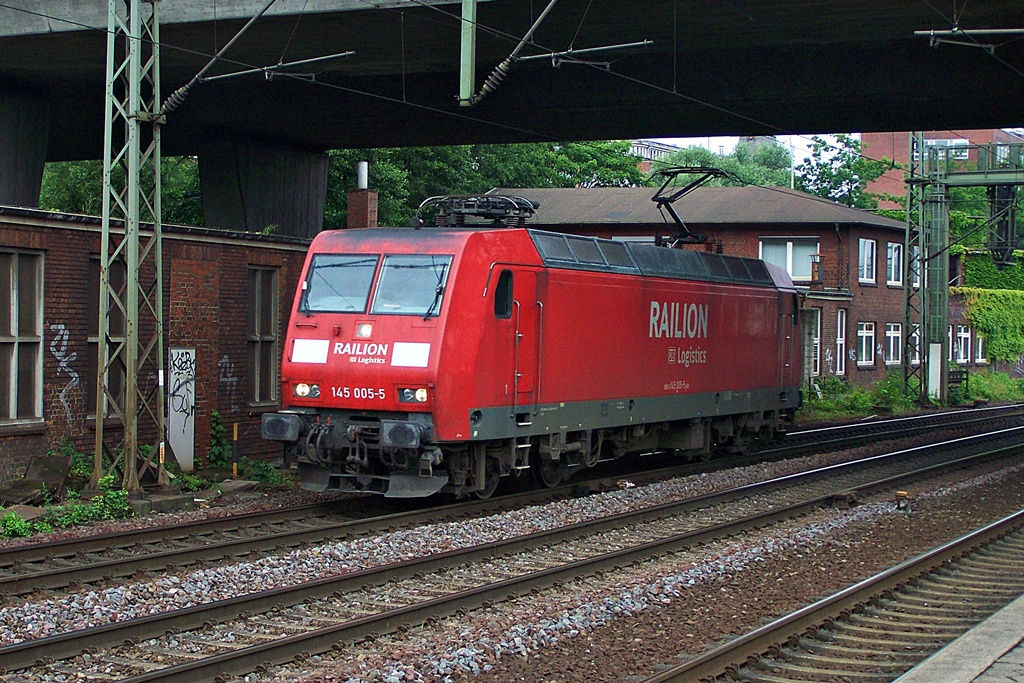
[332,387,386,400]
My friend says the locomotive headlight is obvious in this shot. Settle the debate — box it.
[355,323,373,338]
[399,387,429,403]
[294,383,320,398]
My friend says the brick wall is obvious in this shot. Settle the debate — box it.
[0,208,309,485]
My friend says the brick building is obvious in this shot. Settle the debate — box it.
[0,206,311,485]
[494,185,911,387]
[862,129,1024,209]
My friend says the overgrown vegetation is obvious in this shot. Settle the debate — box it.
[961,251,1024,291]
[800,369,1024,423]
[49,436,92,480]
[206,410,289,485]
[800,372,917,421]
[207,410,234,469]
[952,287,1024,362]
[166,465,214,493]
[0,484,134,539]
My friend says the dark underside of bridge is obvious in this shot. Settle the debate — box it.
[2,0,1023,160]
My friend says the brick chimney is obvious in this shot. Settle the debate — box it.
[346,161,378,228]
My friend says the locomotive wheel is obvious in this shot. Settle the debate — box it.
[533,455,565,489]
[475,456,501,500]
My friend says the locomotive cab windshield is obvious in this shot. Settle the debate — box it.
[370,254,451,317]
[300,253,452,317]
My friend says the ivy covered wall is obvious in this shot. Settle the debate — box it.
[952,250,1024,365]
[961,250,1024,291]
[951,286,1024,362]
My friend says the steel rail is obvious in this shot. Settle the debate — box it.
[638,508,1024,683]
[3,427,1022,677]
[787,402,1024,439]
[775,402,1024,454]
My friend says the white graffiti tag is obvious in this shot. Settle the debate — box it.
[49,324,80,424]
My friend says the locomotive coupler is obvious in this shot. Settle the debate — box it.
[419,446,442,477]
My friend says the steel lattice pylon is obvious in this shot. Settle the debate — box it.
[903,133,926,402]
[93,0,169,491]
[903,133,950,403]
[903,135,1024,404]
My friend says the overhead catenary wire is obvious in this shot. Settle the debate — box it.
[917,0,1024,80]
[160,0,280,114]
[470,0,560,105]
[380,0,917,179]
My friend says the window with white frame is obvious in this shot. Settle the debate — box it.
[807,308,821,376]
[857,322,875,366]
[910,324,921,365]
[975,333,986,364]
[884,323,902,365]
[858,238,876,283]
[956,325,971,364]
[948,325,953,362]
[911,244,921,288]
[759,237,819,282]
[0,251,43,422]
[248,267,279,404]
[836,309,847,375]
[886,242,903,286]
[915,138,970,161]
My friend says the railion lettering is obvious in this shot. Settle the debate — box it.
[648,301,708,339]
[333,342,390,356]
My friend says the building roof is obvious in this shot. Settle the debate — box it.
[490,186,905,230]
[0,205,312,247]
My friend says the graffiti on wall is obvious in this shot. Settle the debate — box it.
[218,354,239,413]
[49,323,80,424]
[168,348,196,471]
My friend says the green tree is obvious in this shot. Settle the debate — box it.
[39,161,106,216]
[40,141,643,229]
[794,134,893,208]
[39,157,204,226]
[325,141,644,227]
[653,139,793,188]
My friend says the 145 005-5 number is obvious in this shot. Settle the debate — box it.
[332,386,386,400]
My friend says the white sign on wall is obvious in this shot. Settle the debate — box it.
[168,348,196,472]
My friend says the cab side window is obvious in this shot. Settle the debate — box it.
[494,270,512,318]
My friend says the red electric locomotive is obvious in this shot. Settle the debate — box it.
[262,196,803,498]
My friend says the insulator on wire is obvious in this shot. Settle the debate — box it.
[161,85,191,114]
[472,58,512,105]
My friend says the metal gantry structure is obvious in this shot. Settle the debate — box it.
[93,0,169,491]
[904,133,1024,404]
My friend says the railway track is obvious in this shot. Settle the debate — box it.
[1,402,1020,601]
[776,402,1024,456]
[640,508,1024,683]
[2,425,1022,681]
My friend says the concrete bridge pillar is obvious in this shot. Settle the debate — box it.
[0,89,49,208]
[199,140,328,239]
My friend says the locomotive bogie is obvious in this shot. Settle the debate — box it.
[262,226,802,498]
